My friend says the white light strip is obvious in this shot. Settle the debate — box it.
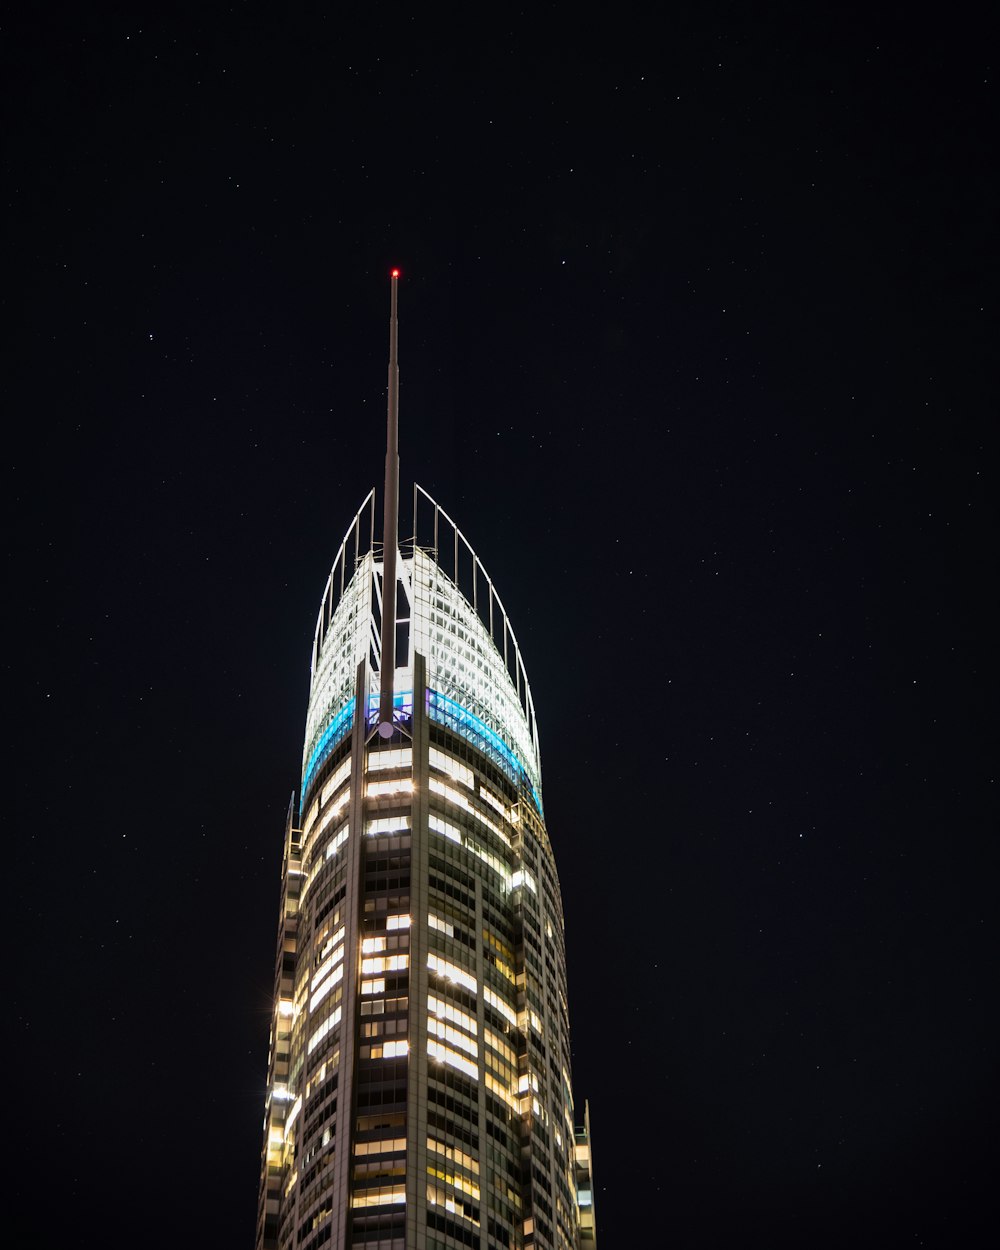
[429,813,461,844]
[351,1188,406,1208]
[428,912,454,938]
[367,778,414,798]
[427,952,477,994]
[512,867,537,893]
[479,785,507,818]
[367,748,413,772]
[366,815,412,837]
[312,795,349,849]
[428,1016,478,1058]
[320,756,352,805]
[427,1039,479,1081]
[284,1095,303,1137]
[428,777,509,845]
[428,993,478,1036]
[428,814,512,888]
[361,954,409,974]
[310,963,343,1011]
[311,932,346,988]
[302,798,320,840]
[324,825,350,862]
[429,746,474,789]
[483,985,517,1026]
[307,1006,342,1055]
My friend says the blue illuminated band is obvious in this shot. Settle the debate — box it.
[365,690,414,726]
[300,701,354,813]
[426,689,542,815]
[301,688,541,817]
[300,692,414,813]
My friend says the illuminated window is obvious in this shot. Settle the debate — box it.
[512,867,537,894]
[427,1164,481,1201]
[428,1017,478,1058]
[302,797,320,841]
[309,963,343,1011]
[320,755,352,805]
[307,1006,342,1054]
[428,912,454,938]
[427,1039,479,1081]
[385,913,411,931]
[478,784,506,817]
[428,993,477,1035]
[429,815,511,888]
[353,1160,406,1180]
[427,1181,481,1224]
[305,1049,340,1098]
[428,813,461,844]
[487,954,515,984]
[311,934,346,990]
[483,985,516,1026]
[367,778,414,798]
[483,1027,516,1066]
[466,840,511,889]
[284,1094,303,1134]
[427,1136,480,1175]
[485,1071,518,1110]
[361,954,409,975]
[484,1047,515,1084]
[427,953,477,994]
[354,1138,407,1156]
[367,747,413,772]
[429,777,509,844]
[324,825,350,861]
[315,792,350,842]
[362,1039,410,1060]
[318,924,346,960]
[483,929,515,962]
[350,1187,406,1208]
[366,815,411,837]
[429,746,474,789]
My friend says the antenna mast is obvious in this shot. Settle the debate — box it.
[377,269,400,737]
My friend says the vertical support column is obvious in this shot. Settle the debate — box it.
[406,653,431,1245]
[378,271,400,737]
[326,659,370,1247]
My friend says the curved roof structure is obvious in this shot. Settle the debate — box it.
[301,484,543,816]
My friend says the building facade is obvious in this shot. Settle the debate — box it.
[255,286,594,1250]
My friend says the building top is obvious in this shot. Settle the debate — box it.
[299,274,543,819]
[300,485,543,818]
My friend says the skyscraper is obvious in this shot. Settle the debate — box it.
[256,274,596,1250]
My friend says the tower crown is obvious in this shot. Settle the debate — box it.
[256,278,593,1250]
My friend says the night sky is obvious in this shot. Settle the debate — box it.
[6,5,994,1247]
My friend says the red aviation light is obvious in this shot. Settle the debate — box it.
[390,267,400,278]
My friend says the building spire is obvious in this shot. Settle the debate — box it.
[377,268,401,737]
